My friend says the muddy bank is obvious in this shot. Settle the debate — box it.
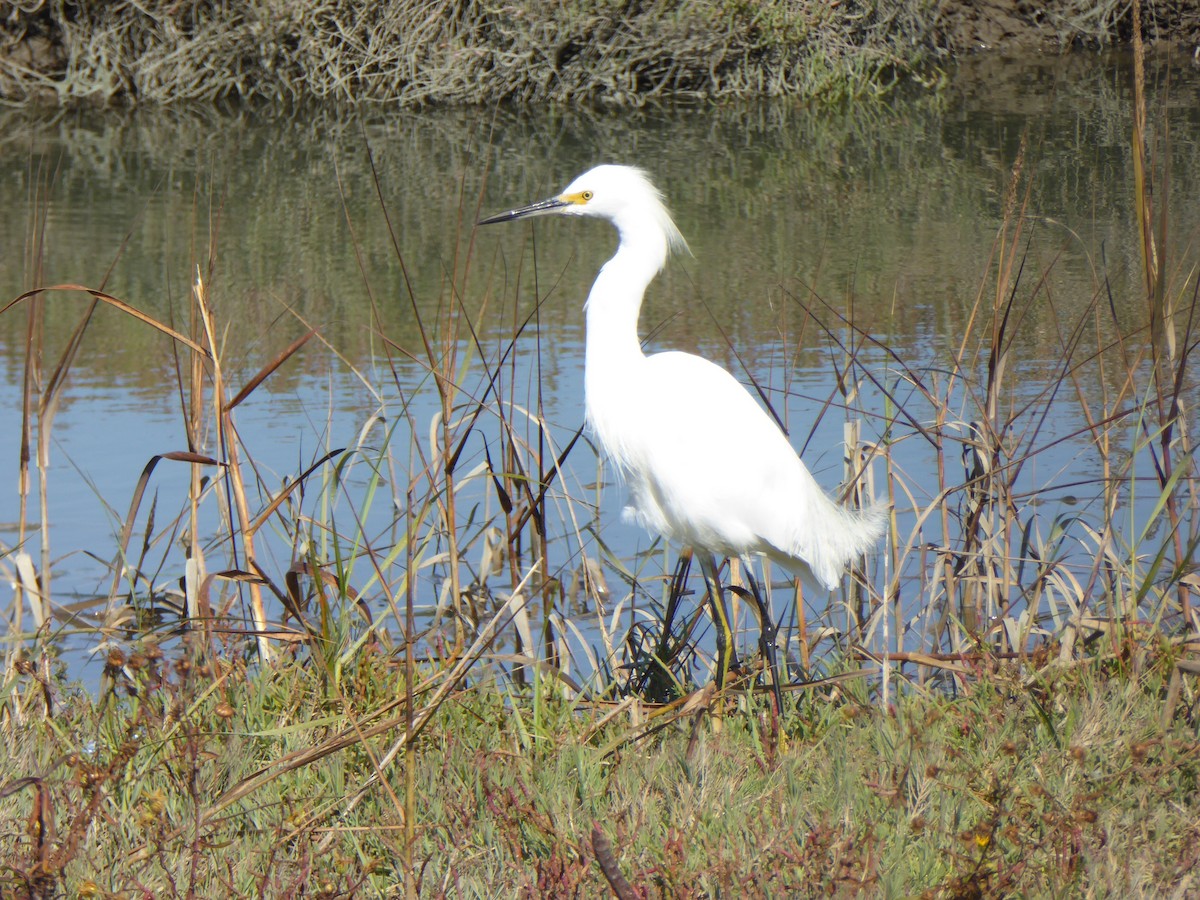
[1,1,1197,108]
[935,0,1200,51]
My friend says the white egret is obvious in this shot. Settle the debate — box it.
[480,165,885,701]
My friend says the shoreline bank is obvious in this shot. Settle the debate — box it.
[2,1,1196,109]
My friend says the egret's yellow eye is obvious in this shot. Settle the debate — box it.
[581,190,594,201]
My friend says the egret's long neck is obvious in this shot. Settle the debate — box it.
[584,221,669,369]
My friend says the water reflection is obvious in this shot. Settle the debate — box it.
[4,55,1195,374]
[1,52,1197,679]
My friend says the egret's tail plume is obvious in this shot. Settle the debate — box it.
[779,495,888,592]
[844,500,889,556]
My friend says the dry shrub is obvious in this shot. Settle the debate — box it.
[2,0,934,107]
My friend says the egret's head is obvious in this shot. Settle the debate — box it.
[480,165,689,259]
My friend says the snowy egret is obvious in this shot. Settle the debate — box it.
[480,165,886,699]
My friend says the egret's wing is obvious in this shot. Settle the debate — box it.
[633,354,821,542]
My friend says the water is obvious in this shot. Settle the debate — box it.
[2,53,1197,683]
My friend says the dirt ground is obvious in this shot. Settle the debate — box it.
[937,0,1200,52]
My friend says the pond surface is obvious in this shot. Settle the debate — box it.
[2,53,1198,683]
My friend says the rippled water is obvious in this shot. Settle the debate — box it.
[2,53,1198,681]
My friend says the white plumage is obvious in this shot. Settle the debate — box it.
[481,164,886,694]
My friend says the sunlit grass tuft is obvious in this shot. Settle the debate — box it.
[2,641,1197,895]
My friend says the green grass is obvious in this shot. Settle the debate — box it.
[2,644,1197,897]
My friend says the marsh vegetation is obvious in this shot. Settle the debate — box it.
[2,0,1197,108]
[1,13,1199,900]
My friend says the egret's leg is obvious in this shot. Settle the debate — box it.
[698,551,737,690]
[742,565,785,714]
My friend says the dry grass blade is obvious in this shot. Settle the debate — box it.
[185,270,274,662]
[13,553,47,632]
[0,284,210,357]
[106,452,222,609]
[592,825,639,900]
[223,328,317,411]
[246,447,346,536]
[37,295,98,434]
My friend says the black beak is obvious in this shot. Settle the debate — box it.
[478,196,569,225]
